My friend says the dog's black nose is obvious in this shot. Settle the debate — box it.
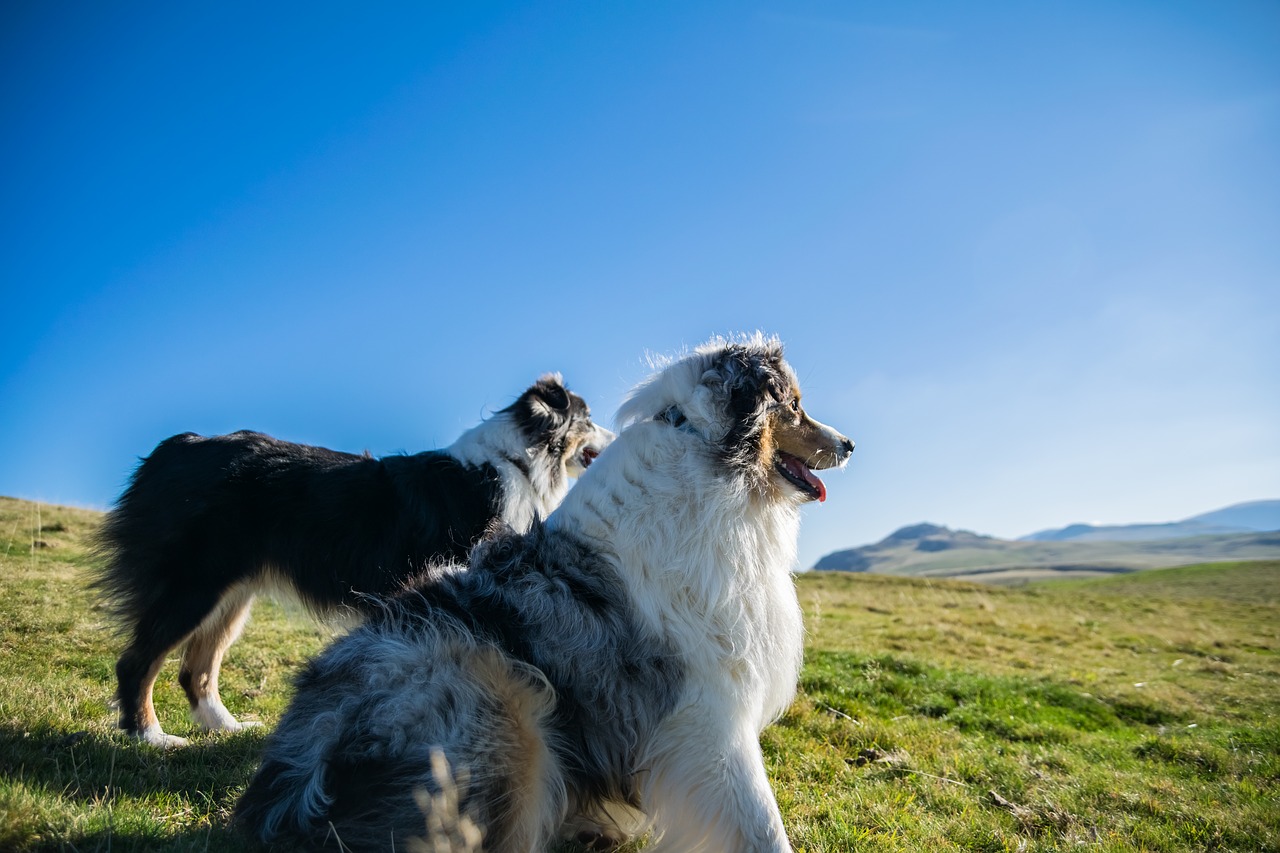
[841,437,855,457]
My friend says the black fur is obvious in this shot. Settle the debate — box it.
[716,345,793,469]
[94,376,607,743]
[101,431,501,615]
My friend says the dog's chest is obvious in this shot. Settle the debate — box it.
[678,567,804,729]
[742,573,805,725]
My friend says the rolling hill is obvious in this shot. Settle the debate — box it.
[813,517,1280,583]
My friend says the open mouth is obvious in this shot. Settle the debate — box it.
[774,451,827,502]
[579,446,600,469]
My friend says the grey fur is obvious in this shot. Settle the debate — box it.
[234,524,683,850]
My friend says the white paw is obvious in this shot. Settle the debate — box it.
[190,700,251,732]
[136,724,189,749]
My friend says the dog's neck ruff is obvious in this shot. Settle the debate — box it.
[551,417,806,730]
[447,413,567,532]
[501,453,531,478]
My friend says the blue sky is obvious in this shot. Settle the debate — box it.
[2,1,1277,568]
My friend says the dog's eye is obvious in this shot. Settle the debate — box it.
[790,398,800,412]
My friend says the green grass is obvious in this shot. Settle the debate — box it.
[0,497,329,852]
[1,496,1277,851]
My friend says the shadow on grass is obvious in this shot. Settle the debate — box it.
[0,722,266,801]
[24,827,255,853]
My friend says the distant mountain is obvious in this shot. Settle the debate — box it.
[1188,500,1280,532]
[1020,521,1243,543]
[1022,500,1280,543]
[813,514,1280,584]
[815,523,1004,572]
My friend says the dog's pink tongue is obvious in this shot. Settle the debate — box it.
[809,469,828,503]
[783,455,827,502]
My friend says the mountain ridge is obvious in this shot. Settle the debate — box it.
[814,499,1280,582]
[1021,499,1280,543]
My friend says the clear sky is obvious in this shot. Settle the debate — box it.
[2,1,1278,568]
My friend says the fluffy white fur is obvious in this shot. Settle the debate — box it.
[558,338,821,850]
[234,334,853,853]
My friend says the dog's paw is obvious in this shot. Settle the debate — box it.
[135,724,189,749]
[191,700,258,732]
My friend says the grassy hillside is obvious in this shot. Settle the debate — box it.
[814,523,1280,583]
[2,496,1277,851]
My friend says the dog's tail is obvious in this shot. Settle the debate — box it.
[234,730,463,850]
[92,433,211,620]
[234,752,335,844]
[93,431,275,621]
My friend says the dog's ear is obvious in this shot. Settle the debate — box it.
[709,345,775,402]
[687,343,785,439]
[530,374,570,413]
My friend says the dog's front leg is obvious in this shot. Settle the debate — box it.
[640,713,792,853]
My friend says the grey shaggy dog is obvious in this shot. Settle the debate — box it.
[234,335,854,852]
[236,524,678,850]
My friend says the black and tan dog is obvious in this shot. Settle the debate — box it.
[95,374,612,748]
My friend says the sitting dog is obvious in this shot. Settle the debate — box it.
[234,335,853,852]
[94,374,612,748]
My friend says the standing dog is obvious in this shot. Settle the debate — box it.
[95,374,612,748]
[235,335,854,852]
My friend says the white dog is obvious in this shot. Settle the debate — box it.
[235,334,854,852]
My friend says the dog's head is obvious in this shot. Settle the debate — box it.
[502,374,614,478]
[617,334,853,503]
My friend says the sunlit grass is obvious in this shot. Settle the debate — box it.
[782,564,1279,851]
[1,496,1276,851]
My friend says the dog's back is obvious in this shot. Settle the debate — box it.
[94,374,612,748]
[94,429,504,748]
[98,430,501,617]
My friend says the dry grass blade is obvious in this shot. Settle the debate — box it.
[408,750,484,853]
